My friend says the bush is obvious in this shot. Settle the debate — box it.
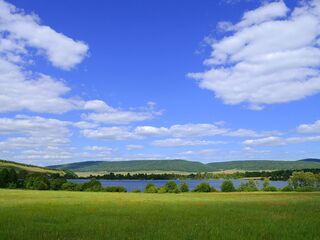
[289,172,317,189]
[192,182,216,192]
[281,185,294,192]
[25,174,50,190]
[75,183,84,191]
[82,179,103,192]
[157,186,167,193]
[296,186,318,192]
[61,181,77,191]
[238,180,259,192]
[132,189,141,193]
[49,178,67,190]
[164,181,179,193]
[104,186,127,192]
[144,183,158,193]
[179,181,189,192]
[263,186,278,192]
[221,180,236,192]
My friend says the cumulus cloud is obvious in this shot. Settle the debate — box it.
[81,127,140,140]
[152,138,225,147]
[297,120,320,133]
[0,0,88,70]
[81,122,277,140]
[126,144,144,150]
[0,59,83,113]
[243,135,320,146]
[0,115,72,164]
[82,100,160,124]
[0,0,89,113]
[189,0,320,109]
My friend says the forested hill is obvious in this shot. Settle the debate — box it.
[49,159,320,173]
[0,159,67,176]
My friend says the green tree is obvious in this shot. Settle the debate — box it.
[49,178,67,190]
[25,174,50,190]
[82,178,103,192]
[221,180,236,192]
[61,181,77,191]
[144,183,158,193]
[262,178,270,189]
[0,169,9,188]
[192,182,215,192]
[289,172,317,189]
[164,181,179,193]
[179,181,189,192]
[238,180,259,192]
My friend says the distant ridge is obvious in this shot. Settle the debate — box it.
[49,159,320,173]
[298,158,320,163]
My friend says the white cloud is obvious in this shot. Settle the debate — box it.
[243,135,320,146]
[0,0,88,70]
[81,127,140,140]
[81,122,276,140]
[189,0,320,109]
[0,115,72,164]
[0,59,83,113]
[152,138,225,147]
[297,120,320,133]
[126,144,144,150]
[82,100,160,124]
[0,0,89,114]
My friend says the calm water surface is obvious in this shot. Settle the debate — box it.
[71,179,288,192]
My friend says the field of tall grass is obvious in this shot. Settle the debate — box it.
[0,190,319,240]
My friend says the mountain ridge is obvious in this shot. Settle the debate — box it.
[48,159,320,172]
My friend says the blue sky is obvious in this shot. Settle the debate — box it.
[0,0,320,165]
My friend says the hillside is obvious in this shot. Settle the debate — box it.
[0,159,67,176]
[49,159,320,173]
[49,160,209,173]
[298,158,320,163]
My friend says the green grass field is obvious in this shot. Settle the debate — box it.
[1,190,320,240]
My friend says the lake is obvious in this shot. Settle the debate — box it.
[71,179,288,192]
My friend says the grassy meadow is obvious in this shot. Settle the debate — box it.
[0,190,320,240]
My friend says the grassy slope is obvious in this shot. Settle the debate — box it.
[0,160,65,175]
[49,159,320,173]
[0,190,319,240]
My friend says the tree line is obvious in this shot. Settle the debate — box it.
[1,168,320,193]
[85,168,320,181]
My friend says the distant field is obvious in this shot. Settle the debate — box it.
[0,190,319,240]
[0,160,65,175]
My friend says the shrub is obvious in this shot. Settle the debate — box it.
[82,179,103,192]
[157,186,167,193]
[75,183,84,191]
[263,186,278,192]
[192,182,216,192]
[296,186,318,192]
[104,186,127,192]
[132,189,141,193]
[238,180,259,192]
[61,182,77,191]
[49,178,67,190]
[281,185,294,192]
[144,183,158,193]
[221,180,236,192]
[262,178,270,189]
[179,181,189,192]
[25,174,50,190]
[289,172,317,189]
[164,181,178,193]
